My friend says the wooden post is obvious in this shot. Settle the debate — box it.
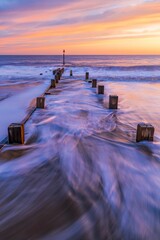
[8,123,24,144]
[70,70,73,77]
[59,70,62,76]
[92,79,97,88]
[51,79,56,88]
[63,50,65,66]
[98,85,104,94]
[86,72,89,80]
[136,123,154,142]
[59,71,62,78]
[36,97,45,109]
[109,95,118,109]
[58,72,61,80]
[55,74,59,83]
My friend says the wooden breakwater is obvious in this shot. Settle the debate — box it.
[0,68,155,151]
[0,68,64,150]
[85,71,155,143]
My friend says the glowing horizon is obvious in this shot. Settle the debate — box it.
[0,0,160,55]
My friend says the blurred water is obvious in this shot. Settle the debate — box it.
[0,55,160,240]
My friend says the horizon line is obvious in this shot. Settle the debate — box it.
[1,54,160,56]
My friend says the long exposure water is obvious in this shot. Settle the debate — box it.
[0,55,160,240]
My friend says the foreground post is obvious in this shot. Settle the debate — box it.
[136,123,154,142]
[8,123,24,144]
[36,97,45,109]
[51,79,56,88]
[70,70,73,76]
[98,85,104,94]
[92,79,97,88]
[86,72,89,80]
[109,95,118,109]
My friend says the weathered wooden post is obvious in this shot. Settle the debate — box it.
[63,50,65,66]
[92,79,97,88]
[70,70,73,77]
[51,79,56,88]
[59,72,62,79]
[58,71,62,79]
[55,74,59,83]
[98,85,104,94]
[8,123,24,144]
[36,97,45,109]
[136,123,154,142]
[109,95,118,109]
[86,72,89,80]
[59,69,63,77]
[53,70,56,75]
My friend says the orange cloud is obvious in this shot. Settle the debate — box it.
[0,0,160,54]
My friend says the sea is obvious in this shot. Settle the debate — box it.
[0,55,160,240]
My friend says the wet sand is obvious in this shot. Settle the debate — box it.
[0,74,160,240]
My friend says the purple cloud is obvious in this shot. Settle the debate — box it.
[0,0,75,12]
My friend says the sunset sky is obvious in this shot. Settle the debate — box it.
[0,0,160,55]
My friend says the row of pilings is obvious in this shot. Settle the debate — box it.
[0,68,155,150]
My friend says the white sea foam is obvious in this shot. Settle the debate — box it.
[0,55,160,240]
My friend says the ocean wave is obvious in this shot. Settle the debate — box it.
[0,56,160,239]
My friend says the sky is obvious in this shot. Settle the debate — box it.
[0,0,160,55]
